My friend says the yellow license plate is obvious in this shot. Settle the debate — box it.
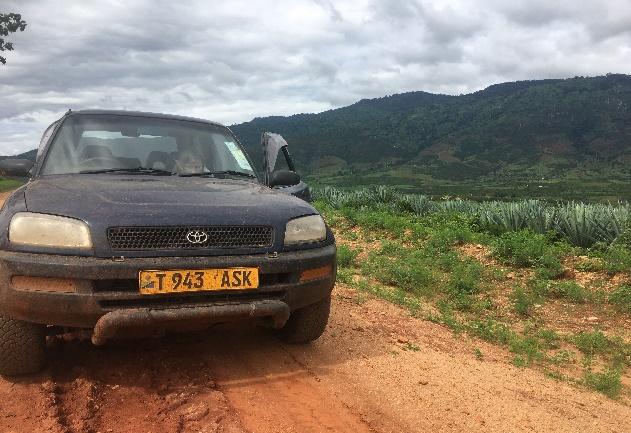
[138,268,259,295]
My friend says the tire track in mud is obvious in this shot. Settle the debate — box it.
[40,335,248,433]
[40,325,377,433]
[42,371,102,433]
[202,327,376,433]
[0,373,66,433]
[0,332,250,433]
[44,336,106,433]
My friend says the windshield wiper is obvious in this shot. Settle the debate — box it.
[79,167,174,175]
[178,170,256,178]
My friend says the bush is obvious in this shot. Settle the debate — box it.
[493,230,542,266]
[599,245,631,274]
[448,260,483,295]
[337,244,359,267]
[511,286,534,317]
[492,230,566,278]
[573,331,610,356]
[535,252,565,279]
[362,247,436,297]
[547,281,589,303]
[609,285,631,314]
[535,328,561,349]
[467,318,543,363]
[584,369,622,398]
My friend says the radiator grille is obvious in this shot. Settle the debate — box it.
[107,226,273,250]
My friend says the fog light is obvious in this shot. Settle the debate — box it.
[299,265,333,282]
[11,276,80,293]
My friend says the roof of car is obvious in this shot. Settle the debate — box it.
[68,109,226,127]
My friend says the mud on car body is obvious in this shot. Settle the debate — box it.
[0,110,336,376]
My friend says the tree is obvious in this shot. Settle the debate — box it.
[0,13,27,65]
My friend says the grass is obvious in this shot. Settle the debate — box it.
[583,245,631,274]
[511,286,534,317]
[609,285,631,314]
[0,178,24,191]
[491,230,568,278]
[573,331,611,356]
[547,281,590,303]
[535,328,561,349]
[361,244,437,298]
[402,342,421,352]
[317,191,631,399]
[474,348,484,359]
[337,244,359,268]
[584,369,623,398]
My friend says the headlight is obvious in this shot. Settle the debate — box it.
[284,214,326,245]
[9,212,92,249]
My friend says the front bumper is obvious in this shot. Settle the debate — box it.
[0,245,336,330]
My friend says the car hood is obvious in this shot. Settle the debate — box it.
[24,175,317,257]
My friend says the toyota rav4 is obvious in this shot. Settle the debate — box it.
[0,110,336,376]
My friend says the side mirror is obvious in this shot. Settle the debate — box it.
[270,170,300,187]
[0,159,34,177]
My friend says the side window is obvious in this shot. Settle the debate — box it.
[36,121,59,160]
[277,152,290,171]
[273,148,296,173]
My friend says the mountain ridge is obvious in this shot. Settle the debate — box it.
[230,74,631,186]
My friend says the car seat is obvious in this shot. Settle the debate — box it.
[146,151,175,170]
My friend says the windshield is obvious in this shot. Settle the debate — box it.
[40,114,256,178]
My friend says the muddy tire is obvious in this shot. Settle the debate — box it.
[0,316,46,376]
[277,295,331,344]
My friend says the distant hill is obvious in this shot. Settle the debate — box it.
[0,148,37,161]
[231,75,631,184]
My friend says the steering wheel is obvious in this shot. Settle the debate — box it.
[78,156,121,169]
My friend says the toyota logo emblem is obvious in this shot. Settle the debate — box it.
[186,230,208,244]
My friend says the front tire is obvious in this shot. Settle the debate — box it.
[277,295,331,343]
[0,315,46,376]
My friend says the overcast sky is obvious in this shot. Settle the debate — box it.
[1,0,630,155]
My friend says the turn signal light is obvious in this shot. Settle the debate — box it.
[299,265,333,282]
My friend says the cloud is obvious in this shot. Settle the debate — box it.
[0,0,630,154]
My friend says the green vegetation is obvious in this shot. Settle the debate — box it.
[573,331,611,357]
[232,75,631,201]
[474,348,484,359]
[318,186,631,399]
[584,369,623,398]
[511,286,534,317]
[318,186,630,248]
[609,285,631,313]
[0,13,27,65]
[595,245,631,274]
[336,244,359,268]
[0,178,24,191]
[547,281,589,303]
[491,230,567,278]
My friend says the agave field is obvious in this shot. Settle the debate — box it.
[314,186,631,400]
[316,186,631,248]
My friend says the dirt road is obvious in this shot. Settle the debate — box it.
[0,284,629,433]
[0,189,629,432]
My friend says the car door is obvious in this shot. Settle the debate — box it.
[262,132,311,202]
